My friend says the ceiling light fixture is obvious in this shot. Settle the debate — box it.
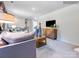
[0,2,15,24]
[32,7,36,11]
[0,12,15,23]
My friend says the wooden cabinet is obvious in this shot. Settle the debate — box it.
[43,27,57,39]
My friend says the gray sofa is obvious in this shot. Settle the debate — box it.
[0,39,36,58]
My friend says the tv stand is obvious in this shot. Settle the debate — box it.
[43,27,57,39]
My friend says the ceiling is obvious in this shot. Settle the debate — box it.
[4,1,79,18]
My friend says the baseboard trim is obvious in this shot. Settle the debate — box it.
[60,39,79,46]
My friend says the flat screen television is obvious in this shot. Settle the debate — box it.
[46,20,56,27]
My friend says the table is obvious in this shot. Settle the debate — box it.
[35,36,46,48]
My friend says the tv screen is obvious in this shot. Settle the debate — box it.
[46,20,56,27]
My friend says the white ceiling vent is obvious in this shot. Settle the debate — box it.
[63,1,79,4]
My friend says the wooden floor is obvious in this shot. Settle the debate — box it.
[36,38,79,58]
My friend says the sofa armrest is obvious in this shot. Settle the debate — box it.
[0,39,36,58]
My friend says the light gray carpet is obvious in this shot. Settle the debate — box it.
[36,38,79,58]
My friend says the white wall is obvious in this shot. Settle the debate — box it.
[38,3,79,46]
[15,16,25,28]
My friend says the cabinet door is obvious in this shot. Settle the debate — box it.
[43,28,57,39]
[46,29,53,37]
